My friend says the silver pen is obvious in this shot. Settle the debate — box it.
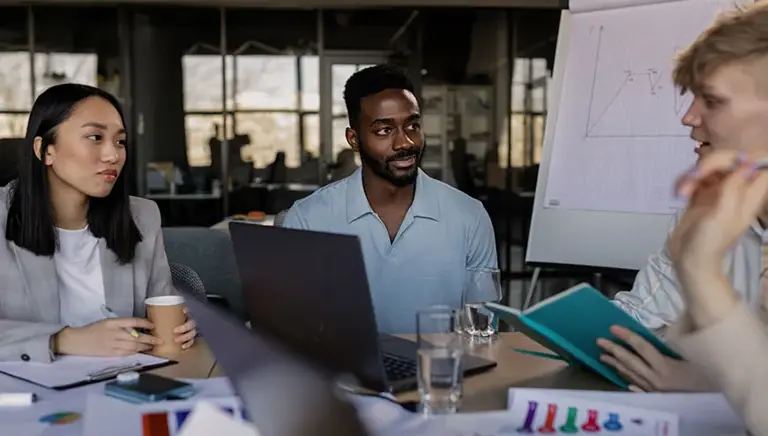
[87,362,143,381]
[100,305,141,339]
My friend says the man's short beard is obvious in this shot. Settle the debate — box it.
[357,139,423,187]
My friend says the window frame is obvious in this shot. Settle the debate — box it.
[182,53,321,169]
[0,51,98,136]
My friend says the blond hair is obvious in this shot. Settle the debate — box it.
[673,1,768,93]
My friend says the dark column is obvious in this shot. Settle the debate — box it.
[131,12,189,178]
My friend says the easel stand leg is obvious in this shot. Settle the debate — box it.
[521,267,541,310]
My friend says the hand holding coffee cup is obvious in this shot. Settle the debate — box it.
[144,296,197,354]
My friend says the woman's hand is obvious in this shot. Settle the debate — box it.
[54,318,162,357]
[172,307,197,350]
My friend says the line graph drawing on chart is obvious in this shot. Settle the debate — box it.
[585,25,692,139]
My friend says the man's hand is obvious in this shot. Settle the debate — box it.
[597,325,714,392]
[54,318,162,357]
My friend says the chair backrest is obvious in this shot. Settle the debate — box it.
[162,227,244,319]
[273,209,289,228]
[169,262,206,298]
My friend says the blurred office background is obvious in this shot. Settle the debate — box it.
[0,1,628,305]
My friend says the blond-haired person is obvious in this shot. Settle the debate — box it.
[603,3,768,392]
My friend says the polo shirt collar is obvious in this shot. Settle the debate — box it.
[345,168,441,223]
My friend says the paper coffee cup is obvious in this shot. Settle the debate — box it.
[145,295,186,354]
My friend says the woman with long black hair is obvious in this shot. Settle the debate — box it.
[0,83,196,362]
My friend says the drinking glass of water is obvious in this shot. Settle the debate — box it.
[416,306,464,416]
[459,267,503,341]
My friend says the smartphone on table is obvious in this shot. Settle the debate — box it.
[104,372,196,404]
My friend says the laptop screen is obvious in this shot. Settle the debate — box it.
[227,223,388,392]
[181,290,370,436]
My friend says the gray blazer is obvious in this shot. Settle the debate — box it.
[0,185,174,363]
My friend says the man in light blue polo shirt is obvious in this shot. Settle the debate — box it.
[283,64,497,333]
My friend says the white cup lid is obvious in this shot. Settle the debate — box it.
[145,295,185,306]
[117,371,140,384]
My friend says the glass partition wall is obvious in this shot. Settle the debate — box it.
[0,5,391,220]
[0,6,102,142]
[151,8,323,218]
[179,10,391,217]
[0,6,112,192]
[1,5,554,226]
[498,57,550,179]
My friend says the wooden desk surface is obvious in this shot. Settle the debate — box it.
[207,333,617,411]
[148,340,218,379]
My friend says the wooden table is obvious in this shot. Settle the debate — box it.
[148,339,218,379]
[208,333,617,411]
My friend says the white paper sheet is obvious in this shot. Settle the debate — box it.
[542,0,740,215]
[0,353,169,388]
[570,0,684,13]
[0,374,236,436]
[347,394,420,435]
[571,0,754,13]
[0,374,105,436]
[411,395,677,436]
[3,423,49,436]
[507,390,678,435]
[177,401,260,436]
[355,391,680,436]
[508,388,746,436]
[82,394,244,436]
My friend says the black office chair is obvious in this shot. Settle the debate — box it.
[274,209,289,227]
[169,262,230,312]
[162,227,243,318]
[169,262,206,297]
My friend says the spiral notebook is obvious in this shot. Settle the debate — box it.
[0,353,175,390]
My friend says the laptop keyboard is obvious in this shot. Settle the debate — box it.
[382,352,417,381]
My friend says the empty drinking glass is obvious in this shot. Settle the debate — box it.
[416,306,464,415]
[459,267,503,341]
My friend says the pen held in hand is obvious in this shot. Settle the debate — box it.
[676,157,768,198]
[100,305,140,339]
[730,157,768,174]
[87,362,143,381]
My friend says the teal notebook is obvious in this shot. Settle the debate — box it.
[486,282,682,390]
